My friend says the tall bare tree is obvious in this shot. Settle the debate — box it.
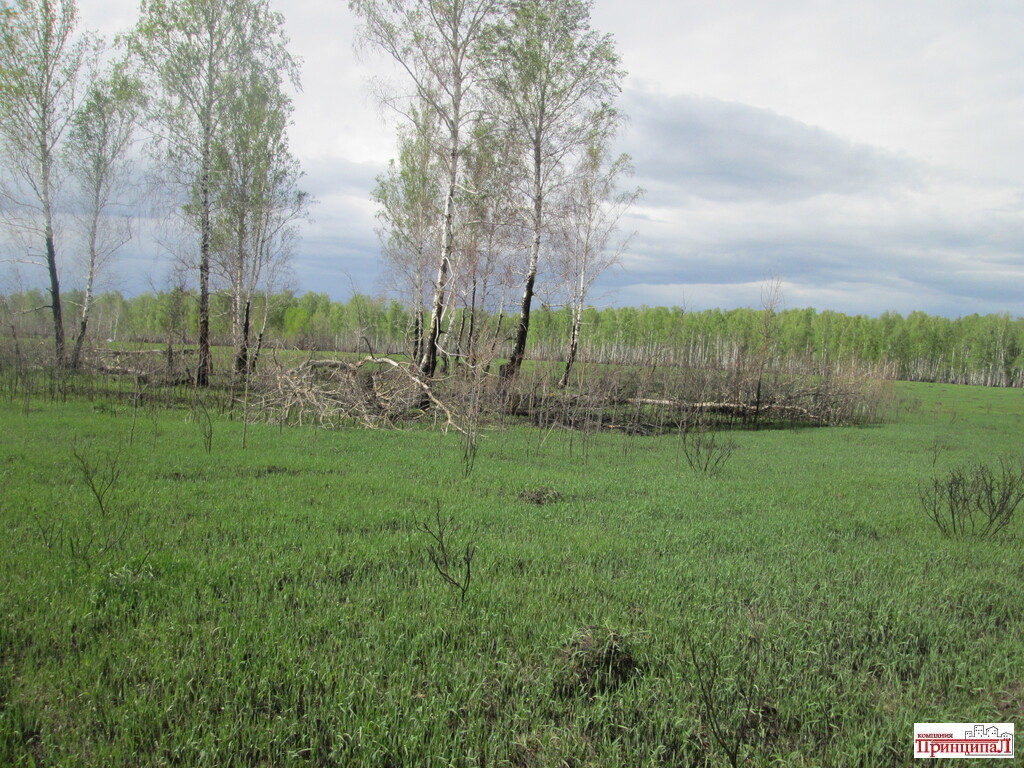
[65,59,145,369]
[0,0,94,367]
[128,0,297,385]
[350,0,501,378]
[483,0,623,381]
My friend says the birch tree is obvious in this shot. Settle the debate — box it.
[449,116,518,367]
[483,0,622,380]
[65,60,144,369]
[372,103,444,364]
[210,64,306,378]
[350,0,501,378]
[554,136,640,388]
[0,0,94,367]
[128,0,297,385]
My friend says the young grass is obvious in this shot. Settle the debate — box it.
[0,381,1022,766]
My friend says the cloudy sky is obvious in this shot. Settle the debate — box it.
[69,0,1024,317]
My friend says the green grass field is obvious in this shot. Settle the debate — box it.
[1,381,1022,766]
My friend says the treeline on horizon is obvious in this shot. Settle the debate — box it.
[4,289,1023,388]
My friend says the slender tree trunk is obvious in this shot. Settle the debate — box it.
[71,194,103,370]
[558,308,583,389]
[249,329,263,373]
[502,255,537,380]
[45,229,65,368]
[231,233,247,378]
[42,172,65,367]
[71,316,88,369]
[196,155,212,386]
[249,298,272,374]
[419,111,460,379]
[467,279,478,368]
[196,50,216,388]
[502,145,543,381]
[559,233,590,388]
[412,306,424,365]
[234,299,251,376]
[420,249,447,377]
[70,279,93,371]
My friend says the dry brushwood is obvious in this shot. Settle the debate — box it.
[628,398,823,423]
[248,354,467,433]
[90,347,195,384]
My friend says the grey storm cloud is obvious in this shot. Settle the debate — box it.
[612,239,893,293]
[621,90,922,204]
[600,86,1024,316]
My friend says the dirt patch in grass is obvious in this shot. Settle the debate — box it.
[518,487,562,505]
[245,465,304,478]
[995,681,1024,720]
[162,470,206,482]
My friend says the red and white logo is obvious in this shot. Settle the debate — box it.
[914,723,1015,759]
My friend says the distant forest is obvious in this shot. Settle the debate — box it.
[3,289,1023,388]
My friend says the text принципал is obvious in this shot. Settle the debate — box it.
[914,723,1014,759]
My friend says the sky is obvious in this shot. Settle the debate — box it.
[46,0,1024,317]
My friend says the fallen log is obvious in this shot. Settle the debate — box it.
[625,398,822,422]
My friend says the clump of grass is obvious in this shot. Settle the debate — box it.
[553,626,640,698]
[518,486,562,505]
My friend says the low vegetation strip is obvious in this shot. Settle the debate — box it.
[0,381,1022,766]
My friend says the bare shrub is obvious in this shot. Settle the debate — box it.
[679,413,736,476]
[920,457,1024,538]
[687,629,778,768]
[34,441,142,568]
[420,503,476,604]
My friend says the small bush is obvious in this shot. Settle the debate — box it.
[920,458,1024,538]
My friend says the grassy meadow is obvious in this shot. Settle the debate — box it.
[1,380,1022,766]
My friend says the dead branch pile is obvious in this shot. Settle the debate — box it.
[247,356,466,432]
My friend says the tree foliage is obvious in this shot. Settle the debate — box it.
[0,0,95,366]
[127,0,299,384]
[209,52,307,377]
[64,58,145,368]
[350,0,502,378]
[483,0,624,380]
